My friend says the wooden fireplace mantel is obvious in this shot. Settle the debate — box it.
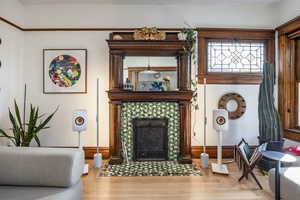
[107,90,193,102]
[107,40,192,56]
[107,32,193,164]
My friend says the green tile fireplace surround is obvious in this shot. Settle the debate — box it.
[121,102,180,161]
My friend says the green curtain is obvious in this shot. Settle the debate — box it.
[258,63,283,143]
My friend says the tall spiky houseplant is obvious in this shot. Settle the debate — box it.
[0,85,58,147]
[258,62,283,144]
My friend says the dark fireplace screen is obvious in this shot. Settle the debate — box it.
[132,118,168,161]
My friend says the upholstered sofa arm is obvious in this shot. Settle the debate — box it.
[0,147,84,187]
[269,167,300,200]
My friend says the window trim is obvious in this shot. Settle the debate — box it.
[197,28,275,84]
[277,16,300,142]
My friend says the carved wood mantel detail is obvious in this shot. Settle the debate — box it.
[107,32,193,164]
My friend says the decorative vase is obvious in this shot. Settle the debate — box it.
[178,32,187,40]
[123,78,133,91]
[150,81,163,91]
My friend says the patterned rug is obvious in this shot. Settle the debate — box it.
[97,161,202,177]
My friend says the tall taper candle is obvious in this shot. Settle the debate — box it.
[96,78,99,154]
[200,78,209,169]
[94,78,102,169]
[23,84,27,132]
[203,78,207,153]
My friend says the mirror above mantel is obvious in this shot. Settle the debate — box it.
[123,56,178,91]
[107,31,192,93]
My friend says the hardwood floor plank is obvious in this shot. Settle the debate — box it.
[82,160,273,200]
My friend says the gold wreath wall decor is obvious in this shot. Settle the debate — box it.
[218,93,246,120]
[133,27,166,40]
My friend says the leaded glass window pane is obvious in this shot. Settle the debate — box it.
[207,41,265,73]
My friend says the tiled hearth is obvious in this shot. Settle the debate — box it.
[121,102,180,161]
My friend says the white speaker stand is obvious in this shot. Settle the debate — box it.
[78,131,89,175]
[211,130,229,175]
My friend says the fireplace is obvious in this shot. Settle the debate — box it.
[133,118,168,161]
[107,32,193,164]
[121,102,180,162]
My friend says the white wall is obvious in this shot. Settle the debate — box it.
[0,0,25,26]
[192,85,259,146]
[23,32,110,147]
[277,0,300,26]
[0,0,25,146]
[0,27,24,145]
[23,3,277,29]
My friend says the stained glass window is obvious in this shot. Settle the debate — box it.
[207,40,265,73]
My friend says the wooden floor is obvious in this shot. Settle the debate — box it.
[82,160,274,200]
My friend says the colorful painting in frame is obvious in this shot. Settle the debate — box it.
[43,49,87,94]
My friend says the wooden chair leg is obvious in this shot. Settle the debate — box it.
[239,157,242,169]
[244,164,249,179]
[250,171,263,190]
[239,174,245,182]
[239,168,249,182]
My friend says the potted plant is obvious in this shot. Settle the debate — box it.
[0,85,58,147]
[178,29,197,65]
[0,100,58,147]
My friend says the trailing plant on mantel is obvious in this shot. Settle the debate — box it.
[179,27,200,137]
[179,28,199,110]
[179,29,197,65]
[0,85,58,147]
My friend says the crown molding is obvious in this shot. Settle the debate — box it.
[0,16,186,32]
[0,17,24,31]
[1,16,277,34]
[276,15,300,36]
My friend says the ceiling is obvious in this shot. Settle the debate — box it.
[19,0,281,6]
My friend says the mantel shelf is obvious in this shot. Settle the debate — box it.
[107,40,192,53]
[107,90,193,102]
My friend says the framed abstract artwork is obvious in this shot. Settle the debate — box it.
[43,49,87,94]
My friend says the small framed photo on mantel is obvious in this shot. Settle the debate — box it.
[43,49,87,94]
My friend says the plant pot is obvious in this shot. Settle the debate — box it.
[258,136,285,148]
[177,32,187,40]
[257,138,289,171]
[266,140,285,152]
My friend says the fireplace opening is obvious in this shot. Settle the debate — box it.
[132,118,168,161]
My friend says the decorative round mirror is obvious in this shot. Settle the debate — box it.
[218,93,246,119]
